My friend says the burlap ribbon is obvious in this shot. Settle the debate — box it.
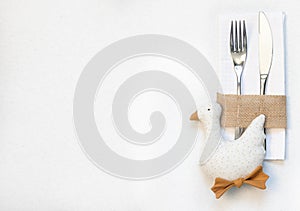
[211,166,269,199]
[217,93,287,128]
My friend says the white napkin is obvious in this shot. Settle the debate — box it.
[218,12,286,160]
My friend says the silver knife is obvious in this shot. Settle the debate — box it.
[259,11,273,95]
[259,11,273,149]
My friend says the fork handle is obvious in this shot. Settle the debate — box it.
[235,67,243,139]
[235,127,244,138]
[237,77,241,95]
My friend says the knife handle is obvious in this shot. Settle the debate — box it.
[260,74,268,95]
[260,74,269,150]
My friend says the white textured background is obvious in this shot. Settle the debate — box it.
[0,0,299,210]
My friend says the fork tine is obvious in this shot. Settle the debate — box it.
[243,20,247,51]
[234,20,238,52]
[230,21,234,52]
[238,20,242,51]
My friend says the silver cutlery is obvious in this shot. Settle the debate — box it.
[230,20,247,139]
[259,11,273,149]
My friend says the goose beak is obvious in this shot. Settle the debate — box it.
[190,111,199,121]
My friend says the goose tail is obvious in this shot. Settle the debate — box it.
[241,114,266,145]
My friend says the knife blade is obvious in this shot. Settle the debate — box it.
[259,11,273,95]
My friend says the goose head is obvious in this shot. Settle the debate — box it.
[190,103,223,164]
[190,103,222,126]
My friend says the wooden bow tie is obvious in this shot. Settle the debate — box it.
[211,166,269,199]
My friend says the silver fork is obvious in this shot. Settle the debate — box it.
[230,20,247,139]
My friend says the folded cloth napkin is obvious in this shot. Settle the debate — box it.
[218,12,286,160]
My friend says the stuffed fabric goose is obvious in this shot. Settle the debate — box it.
[190,102,269,199]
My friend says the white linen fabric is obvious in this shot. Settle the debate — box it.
[218,12,286,160]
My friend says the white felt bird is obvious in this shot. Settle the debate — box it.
[190,102,269,198]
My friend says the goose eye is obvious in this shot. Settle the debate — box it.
[208,108,210,111]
